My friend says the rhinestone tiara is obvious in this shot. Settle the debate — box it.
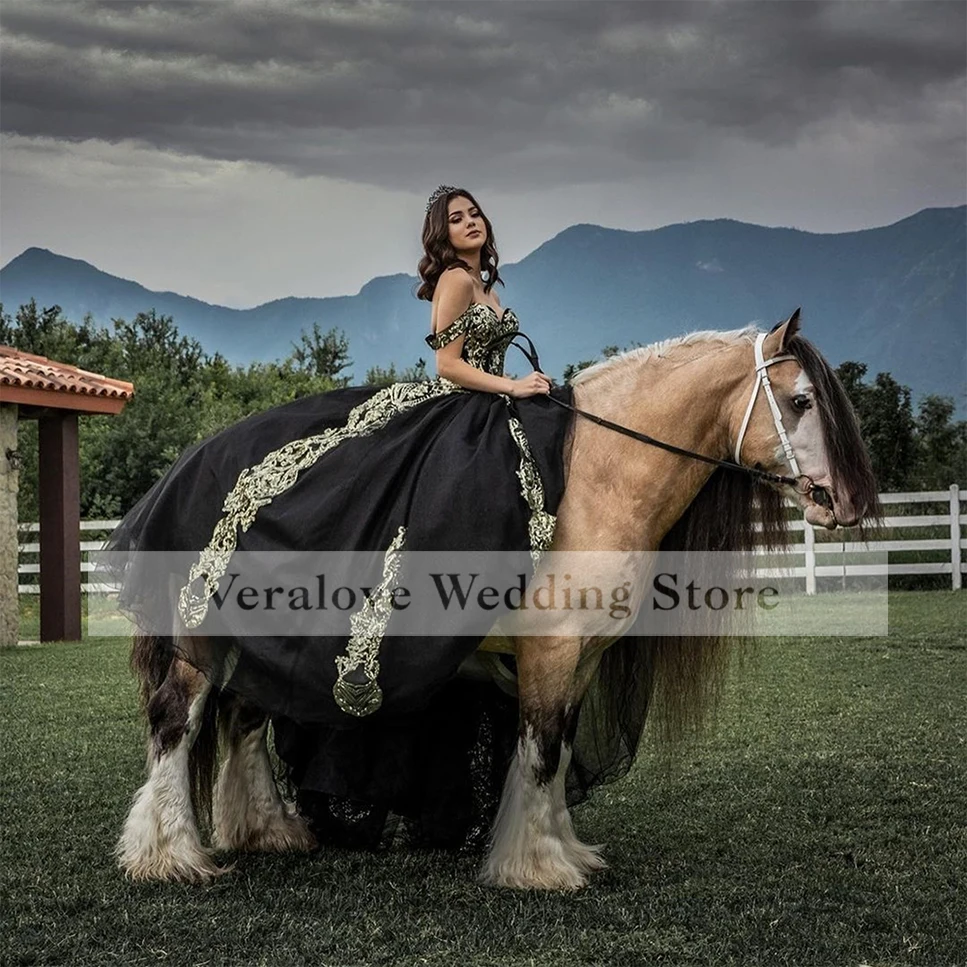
[425,184,457,214]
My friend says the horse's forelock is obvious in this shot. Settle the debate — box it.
[785,335,882,530]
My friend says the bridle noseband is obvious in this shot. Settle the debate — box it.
[485,330,823,499]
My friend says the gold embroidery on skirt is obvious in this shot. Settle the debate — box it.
[178,380,460,628]
[333,525,407,717]
[505,404,557,565]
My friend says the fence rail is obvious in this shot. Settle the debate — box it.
[16,485,966,595]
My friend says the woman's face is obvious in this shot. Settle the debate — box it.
[447,196,486,252]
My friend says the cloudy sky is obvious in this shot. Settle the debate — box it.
[1,0,964,307]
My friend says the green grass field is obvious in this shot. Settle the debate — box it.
[2,591,965,967]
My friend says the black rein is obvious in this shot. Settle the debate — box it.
[486,331,807,493]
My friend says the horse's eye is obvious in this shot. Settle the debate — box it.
[791,394,811,412]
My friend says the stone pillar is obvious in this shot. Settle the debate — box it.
[0,404,19,646]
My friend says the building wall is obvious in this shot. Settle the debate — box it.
[0,404,19,645]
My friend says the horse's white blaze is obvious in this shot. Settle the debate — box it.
[116,688,223,882]
[481,726,586,890]
[787,371,830,484]
[213,721,315,852]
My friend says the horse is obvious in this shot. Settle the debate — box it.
[115,310,879,890]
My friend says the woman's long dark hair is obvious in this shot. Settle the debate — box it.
[416,188,503,301]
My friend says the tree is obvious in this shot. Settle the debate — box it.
[78,311,209,515]
[289,324,352,386]
[835,362,918,491]
[561,345,622,383]
[195,357,345,440]
[365,358,429,387]
[912,395,967,490]
[4,302,362,518]
[2,299,86,362]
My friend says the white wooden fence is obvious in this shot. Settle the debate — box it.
[16,485,966,595]
[802,485,964,592]
[17,519,120,595]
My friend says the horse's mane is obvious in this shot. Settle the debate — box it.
[579,327,880,775]
[570,326,758,387]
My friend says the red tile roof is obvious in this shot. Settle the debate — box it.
[0,345,134,414]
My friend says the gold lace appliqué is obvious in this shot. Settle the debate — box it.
[178,380,459,628]
[425,314,470,351]
[332,525,407,717]
[425,304,519,376]
[505,403,557,565]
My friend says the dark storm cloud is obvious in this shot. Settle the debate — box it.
[1,0,964,189]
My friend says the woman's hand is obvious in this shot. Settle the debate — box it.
[507,371,553,398]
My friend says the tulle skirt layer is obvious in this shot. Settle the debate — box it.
[106,380,655,849]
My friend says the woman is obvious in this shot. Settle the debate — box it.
[109,185,577,850]
[420,186,551,400]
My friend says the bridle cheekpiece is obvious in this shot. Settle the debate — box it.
[734,331,801,478]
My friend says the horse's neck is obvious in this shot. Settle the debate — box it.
[565,347,743,550]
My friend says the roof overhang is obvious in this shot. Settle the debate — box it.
[1,385,130,415]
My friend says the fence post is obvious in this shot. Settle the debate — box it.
[951,484,962,591]
[804,516,816,595]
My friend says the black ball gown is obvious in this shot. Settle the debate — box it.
[106,303,652,850]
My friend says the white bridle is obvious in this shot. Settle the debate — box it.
[734,331,802,478]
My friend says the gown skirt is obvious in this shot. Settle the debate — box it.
[106,308,653,849]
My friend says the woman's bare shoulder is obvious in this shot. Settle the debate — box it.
[430,268,476,337]
[432,266,474,310]
[436,264,475,293]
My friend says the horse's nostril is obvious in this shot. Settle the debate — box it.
[811,486,833,510]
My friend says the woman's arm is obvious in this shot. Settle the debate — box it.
[430,271,551,397]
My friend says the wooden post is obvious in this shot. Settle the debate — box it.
[39,412,81,641]
[951,484,962,592]
[803,514,816,595]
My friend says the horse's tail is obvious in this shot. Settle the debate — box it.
[130,633,219,825]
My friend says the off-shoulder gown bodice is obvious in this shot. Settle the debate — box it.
[425,302,520,375]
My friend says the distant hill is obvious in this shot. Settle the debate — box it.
[1,206,964,407]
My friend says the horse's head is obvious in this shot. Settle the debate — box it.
[732,310,880,529]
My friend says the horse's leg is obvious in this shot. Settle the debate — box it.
[212,696,316,853]
[481,636,589,890]
[549,652,608,874]
[117,651,227,882]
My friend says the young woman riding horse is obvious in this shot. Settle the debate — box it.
[112,186,878,890]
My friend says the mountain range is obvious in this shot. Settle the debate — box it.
[2,206,964,407]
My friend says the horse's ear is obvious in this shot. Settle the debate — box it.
[762,308,801,358]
